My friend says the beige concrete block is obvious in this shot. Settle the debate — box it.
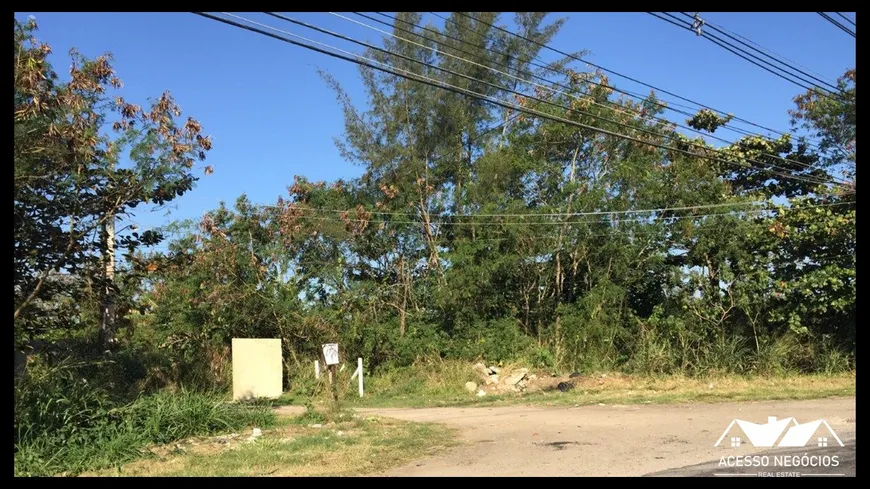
[232,338,283,401]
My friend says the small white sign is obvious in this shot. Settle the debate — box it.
[322,343,340,366]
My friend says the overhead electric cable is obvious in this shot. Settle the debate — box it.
[817,12,857,37]
[653,12,842,100]
[447,11,815,145]
[676,12,843,94]
[195,12,848,190]
[339,12,841,178]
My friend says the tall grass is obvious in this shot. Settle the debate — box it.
[14,358,275,477]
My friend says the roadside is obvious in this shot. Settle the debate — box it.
[84,407,457,477]
[84,372,856,477]
[345,369,856,409]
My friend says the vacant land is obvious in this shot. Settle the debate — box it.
[88,373,855,477]
[84,411,456,477]
[347,371,857,409]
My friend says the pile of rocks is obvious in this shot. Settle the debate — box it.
[467,362,536,393]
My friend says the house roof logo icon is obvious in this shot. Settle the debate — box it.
[715,416,844,448]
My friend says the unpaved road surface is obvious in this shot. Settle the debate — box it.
[355,398,855,477]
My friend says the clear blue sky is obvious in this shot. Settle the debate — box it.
[15,12,856,238]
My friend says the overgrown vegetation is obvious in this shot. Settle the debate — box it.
[14,358,274,476]
[14,13,855,477]
[330,361,856,408]
[135,13,854,379]
[84,413,456,477]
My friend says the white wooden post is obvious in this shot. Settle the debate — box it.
[357,357,364,397]
[351,358,364,397]
[314,360,320,379]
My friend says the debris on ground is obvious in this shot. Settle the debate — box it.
[465,381,478,393]
[246,427,263,442]
[469,363,624,396]
[476,389,486,397]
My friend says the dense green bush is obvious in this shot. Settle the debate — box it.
[14,357,274,477]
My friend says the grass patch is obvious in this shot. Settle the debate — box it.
[15,360,276,477]
[85,411,457,477]
[501,372,857,408]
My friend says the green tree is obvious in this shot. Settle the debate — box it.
[14,17,213,350]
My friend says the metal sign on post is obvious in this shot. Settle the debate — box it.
[322,343,340,366]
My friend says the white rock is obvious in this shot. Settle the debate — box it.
[251,428,262,438]
[464,381,478,393]
[502,368,529,386]
[476,389,486,397]
[485,374,499,385]
[311,423,323,429]
[472,362,490,380]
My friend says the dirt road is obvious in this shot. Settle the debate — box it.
[356,397,856,477]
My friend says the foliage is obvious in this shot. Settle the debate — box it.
[135,14,854,379]
[14,356,274,476]
[13,13,856,474]
[14,17,213,348]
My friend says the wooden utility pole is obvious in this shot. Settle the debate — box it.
[329,364,339,403]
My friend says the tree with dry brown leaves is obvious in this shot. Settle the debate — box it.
[14,17,213,350]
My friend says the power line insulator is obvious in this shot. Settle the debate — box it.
[691,13,705,36]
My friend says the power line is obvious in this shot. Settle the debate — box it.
[380,11,719,127]
[834,12,856,27]
[447,11,815,147]
[367,12,842,177]
[817,12,857,38]
[327,12,845,184]
[366,13,786,150]
[430,12,835,156]
[700,15,841,88]
[674,12,843,96]
[270,200,770,217]
[196,12,847,192]
[335,13,748,149]
[677,12,843,94]
[653,12,842,100]
[259,200,854,227]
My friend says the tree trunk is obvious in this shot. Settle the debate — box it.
[99,212,116,351]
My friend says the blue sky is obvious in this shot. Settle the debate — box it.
[15,12,856,238]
